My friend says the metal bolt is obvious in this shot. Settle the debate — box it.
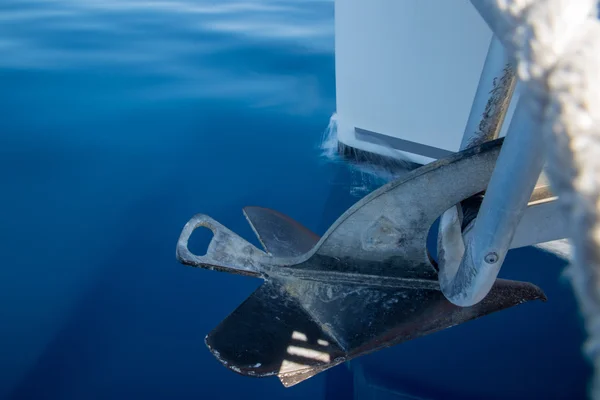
[484,252,499,264]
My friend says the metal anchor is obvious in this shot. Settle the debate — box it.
[175,138,546,387]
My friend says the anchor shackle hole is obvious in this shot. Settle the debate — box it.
[188,225,215,256]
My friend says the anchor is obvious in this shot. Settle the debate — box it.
[175,138,546,387]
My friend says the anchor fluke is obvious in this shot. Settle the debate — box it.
[205,276,545,387]
[242,206,320,257]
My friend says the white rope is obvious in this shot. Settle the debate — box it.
[472,0,600,396]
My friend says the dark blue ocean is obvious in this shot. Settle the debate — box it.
[0,1,592,399]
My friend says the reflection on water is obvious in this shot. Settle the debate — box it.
[0,0,333,108]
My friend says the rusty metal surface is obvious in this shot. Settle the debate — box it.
[176,137,547,387]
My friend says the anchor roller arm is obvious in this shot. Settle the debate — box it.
[438,98,547,307]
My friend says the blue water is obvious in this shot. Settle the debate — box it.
[0,1,592,399]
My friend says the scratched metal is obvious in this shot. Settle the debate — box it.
[176,138,547,387]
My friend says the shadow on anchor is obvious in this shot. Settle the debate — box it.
[176,140,547,387]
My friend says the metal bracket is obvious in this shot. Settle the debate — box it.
[438,96,549,307]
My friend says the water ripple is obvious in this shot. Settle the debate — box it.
[0,0,334,109]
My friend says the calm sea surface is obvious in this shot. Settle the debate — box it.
[0,1,592,399]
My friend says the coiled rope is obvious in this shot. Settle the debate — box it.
[471,0,600,396]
